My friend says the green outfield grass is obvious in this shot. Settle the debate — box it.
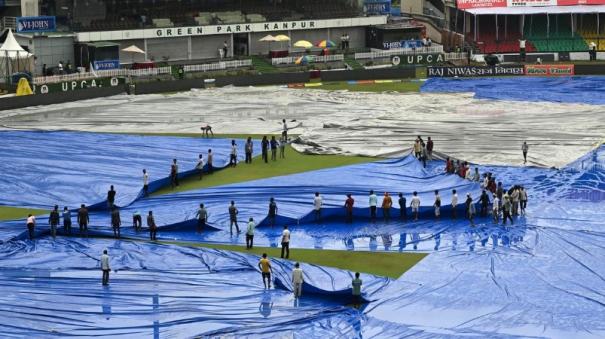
[152,144,375,195]
[165,241,427,279]
[303,80,422,93]
[0,206,47,221]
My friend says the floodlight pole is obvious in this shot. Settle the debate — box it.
[474,14,477,41]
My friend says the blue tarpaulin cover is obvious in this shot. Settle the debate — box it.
[421,75,605,104]
[0,131,604,337]
[0,131,258,209]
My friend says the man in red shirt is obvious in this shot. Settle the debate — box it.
[344,194,354,223]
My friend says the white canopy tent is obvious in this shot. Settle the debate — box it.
[0,29,34,82]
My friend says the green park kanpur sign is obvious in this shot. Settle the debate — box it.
[33,77,124,94]
[391,53,445,65]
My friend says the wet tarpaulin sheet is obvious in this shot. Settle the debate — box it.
[0,238,387,338]
[421,75,605,105]
[2,83,605,167]
[1,146,604,336]
[0,147,604,337]
[0,131,258,209]
[2,153,550,246]
[76,156,484,238]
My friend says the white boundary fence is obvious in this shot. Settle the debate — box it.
[271,54,344,66]
[183,59,252,72]
[355,46,444,60]
[33,66,172,85]
[33,59,253,85]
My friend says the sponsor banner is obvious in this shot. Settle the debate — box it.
[392,53,445,65]
[383,40,423,49]
[33,77,124,94]
[508,0,557,6]
[93,60,120,70]
[16,16,56,33]
[458,0,603,8]
[427,65,525,77]
[364,0,392,15]
[457,0,506,8]
[557,0,605,4]
[524,64,574,76]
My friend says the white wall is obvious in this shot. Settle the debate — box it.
[32,36,74,74]
[191,35,229,60]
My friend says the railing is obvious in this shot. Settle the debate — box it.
[32,67,172,85]
[183,59,252,72]
[32,59,254,85]
[355,46,444,60]
[444,52,467,61]
[271,54,344,66]
[474,37,604,54]
[0,16,17,31]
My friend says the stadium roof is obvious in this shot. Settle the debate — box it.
[464,4,605,14]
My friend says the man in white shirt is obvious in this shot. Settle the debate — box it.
[433,190,441,219]
[207,149,214,174]
[282,119,288,140]
[519,38,526,62]
[522,142,529,164]
[101,249,110,286]
[292,262,304,298]
[196,154,204,180]
[369,190,378,221]
[281,225,291,259]
[451,189,459,219]
[142,169,149,196]
[229,140,237,167]
[492,195,500,223]
[246,217,255,249]
[313,192,322,221]
[589,41,597,61]
[26,214,36,240]
[410,191,421,221]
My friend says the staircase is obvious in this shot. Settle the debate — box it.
[344,55,363,70]
[251,56,278,74]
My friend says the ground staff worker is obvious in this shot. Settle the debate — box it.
[49,205,60,239]
[26,214,36,240]
[292,263,303,298]
[281,226,290,259]
[147,211,157,241]
[101,249,110,285]
[246,217,255,249]
[258,253,272,289]
[78,204,89,235]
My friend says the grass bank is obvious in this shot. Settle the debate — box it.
[0,206,47,221]
[302,80,422,93]
[165,240,427,279]
[152,144,375,195]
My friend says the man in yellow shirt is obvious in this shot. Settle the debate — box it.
[258,253,273,289]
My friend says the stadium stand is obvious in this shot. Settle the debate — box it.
[524,14,588,52]
[471,16,536,53]
[62,0,360,32]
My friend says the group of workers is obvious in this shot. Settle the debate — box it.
[23,132,530,302]
[256,252,363,305]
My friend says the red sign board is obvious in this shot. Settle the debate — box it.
[557,0,605,4]
[524,64,575,76]
[457,0,506,8]
[459,0,605,7]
